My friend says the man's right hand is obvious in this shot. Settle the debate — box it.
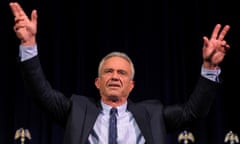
[9,2,37,46]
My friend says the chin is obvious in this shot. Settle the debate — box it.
[107,95,119,102]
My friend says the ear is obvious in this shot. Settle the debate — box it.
[95,77,100,89]
[129,80,135,91]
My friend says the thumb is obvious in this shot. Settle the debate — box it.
[31,9,38,24]
[202,36,209,48]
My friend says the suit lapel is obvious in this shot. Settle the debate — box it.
[128,102,154,144]
[81,102,101,143]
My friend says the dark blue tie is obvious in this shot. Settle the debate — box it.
[109,108,117,144]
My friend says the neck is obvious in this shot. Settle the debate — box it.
[102,96,127,107]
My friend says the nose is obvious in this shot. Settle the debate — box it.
[111,72,119,81]
[111,77,119,81]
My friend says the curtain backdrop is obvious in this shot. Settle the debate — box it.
[1,0,239,144]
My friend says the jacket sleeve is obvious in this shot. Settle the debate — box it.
[20,56,71,126]
[163,76,221,132]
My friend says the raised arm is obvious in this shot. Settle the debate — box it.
[9,2,37,46]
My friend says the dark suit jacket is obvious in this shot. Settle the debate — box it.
[21,56,220,144]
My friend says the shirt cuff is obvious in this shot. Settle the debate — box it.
[19,44,38,62]
[201,65,221,82]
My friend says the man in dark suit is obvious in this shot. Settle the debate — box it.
[9,2,231,144]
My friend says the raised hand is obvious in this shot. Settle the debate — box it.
[9,2,38,46]
[202,24,230,69]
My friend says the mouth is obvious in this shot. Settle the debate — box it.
[108,83,121,88]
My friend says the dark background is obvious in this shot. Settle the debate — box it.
[1,0,240,144]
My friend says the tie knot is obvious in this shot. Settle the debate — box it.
[110,108,117,115]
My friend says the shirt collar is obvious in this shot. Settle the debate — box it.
[101,101,127,116]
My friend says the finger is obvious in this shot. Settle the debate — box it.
[9,2,20,17]
[225,44,230,49]
[218,46,228,54]
[220,40,230,50]
[9,2,17,16]
[14,19,26,30]
[15,20,26,27]
[9,2,27,18]
[212,52,225,64]
[220,40,227,45]
[14,15,25,23]
[223,44,230,52]
[217,25,230,40]
[14,25,25,32]
[202,36,209,48]
[210,24,221,40]
[31,10,38,23]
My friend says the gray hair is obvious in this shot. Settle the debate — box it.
[98,51,135,80]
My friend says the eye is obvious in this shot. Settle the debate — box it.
[104,69,113,73]
[118,70,127,75]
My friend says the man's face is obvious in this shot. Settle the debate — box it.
[95,56,134,103]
